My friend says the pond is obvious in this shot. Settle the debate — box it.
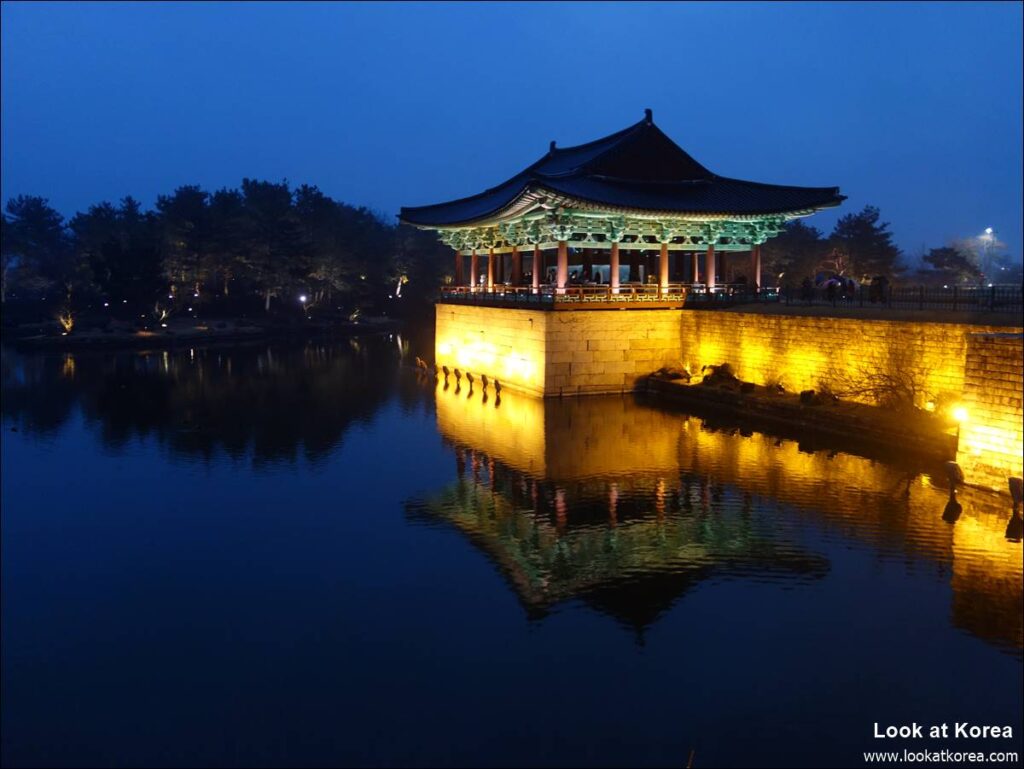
[2,334,1021,767]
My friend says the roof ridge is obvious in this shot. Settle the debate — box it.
[544,118,646,158]
[714,175,842,194]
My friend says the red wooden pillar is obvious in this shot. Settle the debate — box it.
[659,242,669,294]
[610,242,620,293]
[691,249,700,284]
[706,244,716,290]
[511,246,522,286]
[556,241,568,292]
[470,249,479,290]
[487,246,495,290]
[752,244,762,291]
[454,250,463,286]
[532,245,541,291]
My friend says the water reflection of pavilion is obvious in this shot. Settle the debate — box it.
[409,384,1023,651]
[409,458,829,634]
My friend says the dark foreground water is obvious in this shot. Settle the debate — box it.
[2,335,1022,768]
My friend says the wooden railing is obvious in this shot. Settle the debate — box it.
[439,283,779,309]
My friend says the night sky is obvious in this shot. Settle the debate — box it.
[2,1,1021,261]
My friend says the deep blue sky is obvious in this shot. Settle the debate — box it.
[2,1,1022,260]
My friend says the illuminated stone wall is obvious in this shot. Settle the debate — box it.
[435,304,1022,489]
[545,309,682,395]
[435,304,550,396]
[956,333,1024,492]
[435,304,684,396]
[675,312,1017,409]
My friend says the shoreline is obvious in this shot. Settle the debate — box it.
[640,375,960,467]
[5,318,402,352]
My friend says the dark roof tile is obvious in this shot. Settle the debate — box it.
[400,114,844,226]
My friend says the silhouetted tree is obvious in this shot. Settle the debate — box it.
[915,246,982,286]
[2,195,73,302]
[156,185,210,301]
[206,188,247,299]
[238,179,306,312]
[760,220,825,288]
[828,205,904,280]
[69,197,162,312]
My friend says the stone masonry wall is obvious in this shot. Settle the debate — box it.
[675,312,1015,411]
[544,310,683,395]
[434,304,549,396]
[435,304,1023,490]
[956,333,1024,492]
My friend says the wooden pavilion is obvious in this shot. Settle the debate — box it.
[400,109,844,306]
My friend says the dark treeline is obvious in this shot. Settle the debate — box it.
[0,180,449,329]
[3,191,1020,332]
[762,205,1020,290]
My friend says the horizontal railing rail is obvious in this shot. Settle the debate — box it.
[437,282,1021,315]
[438,282,780,308]
[781,283,1023,314]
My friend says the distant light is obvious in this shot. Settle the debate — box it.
[988,283,994,287]
[985,227,993,235]
[103,302,109,307]
[122,299,127,303]
[193,292,200,298]
[161,323,168,328]
[299,295,307,303]
[953,406,969,423]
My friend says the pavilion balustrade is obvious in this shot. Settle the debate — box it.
[439,281,774,309]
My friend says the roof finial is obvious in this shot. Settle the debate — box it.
[549,140,557,152]
[644,108,653,124]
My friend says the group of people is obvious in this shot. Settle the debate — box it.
[797,274,891,304]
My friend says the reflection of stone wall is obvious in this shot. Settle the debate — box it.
[957,333,1024,492]
[432,387,1023,651]
[434,385,682,480]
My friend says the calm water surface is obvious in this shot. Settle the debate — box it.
[2,335,1021,768]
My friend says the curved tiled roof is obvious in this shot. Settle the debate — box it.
[400,110,844,227]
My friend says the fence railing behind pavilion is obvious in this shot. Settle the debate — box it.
[780,283,1023,314]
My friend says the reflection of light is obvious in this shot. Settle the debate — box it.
[953,406,969,423]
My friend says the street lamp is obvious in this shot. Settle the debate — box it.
[980,227,995,283]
